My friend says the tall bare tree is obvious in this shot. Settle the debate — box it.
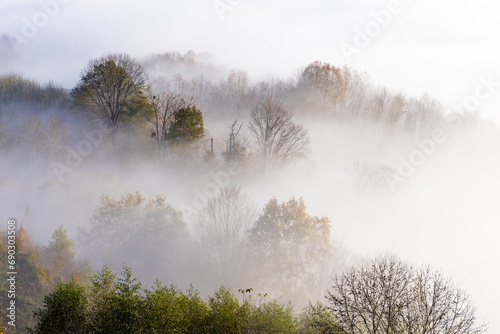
[71,53,147,152]
[249,99,310,169]
[224,119,246,163]
[196,186,257,288]
[327,257,486,334]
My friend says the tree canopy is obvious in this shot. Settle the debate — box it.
[327,257,487,334]
[71,53,148,150]
[248,197,332,303]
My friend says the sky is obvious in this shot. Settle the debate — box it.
[1,0,500,330]
[1,0,500,121]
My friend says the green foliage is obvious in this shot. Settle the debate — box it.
[166,105,205,146]
[250,299,296,333]
[28,279,88,334]
[28,264,306,334]
[123,90,153,124]
[142,281,209,333]
[205,286,297,333]
[206,286,245,333]
[107,265,142,333]
[87,265,142,333]
[71,54,147,154]
[87,265,117,333]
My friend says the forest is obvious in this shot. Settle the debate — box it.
[0,50,496,333]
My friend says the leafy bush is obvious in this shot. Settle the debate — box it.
[28,265,306,334]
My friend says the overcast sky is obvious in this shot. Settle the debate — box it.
[1,0,500,121]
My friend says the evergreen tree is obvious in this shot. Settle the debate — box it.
[28,279,88,334]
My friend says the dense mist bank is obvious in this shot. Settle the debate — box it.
[1,51,498,331]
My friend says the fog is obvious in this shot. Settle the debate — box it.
[1,0,500,332]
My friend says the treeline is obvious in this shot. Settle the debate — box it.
[0,50,480,131]
[0,222,486,333]
[27,265,313,334]
[143,52,477,133]
[0,189,339,332]
[78,188,338,307]
[0,73,69,118]
[0,51,482,192]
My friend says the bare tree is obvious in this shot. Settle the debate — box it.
[224,119,246,163]
[249,98,310,169]
[225,69,249,105]
[71,53,147,151]
[401,266,486,334]
[344,160,396,195]
[327,257,486,334]
[196,186,257,288]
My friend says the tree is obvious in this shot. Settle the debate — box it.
[71,53,147,151]
[28,279,88,334]
[248,197,332,303]
[205,287,296,333]
[78,192,188,282]
[87,265,117,334]
[0,226,55,331]
[196,186,257,287]
[250,298,296,333]
[249,98,310,169]
[295,61,345,116]
[224,69,249,107]
[223,119,247,163]
[142,282,209,333]
[144,79,196,160]
[205,286,248,333]
[166,104,205,148]
[345,160,396,195]
[42,226,77,283]
[326,257,487,334]
[106,265,142,333]
[401,266,486,334]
